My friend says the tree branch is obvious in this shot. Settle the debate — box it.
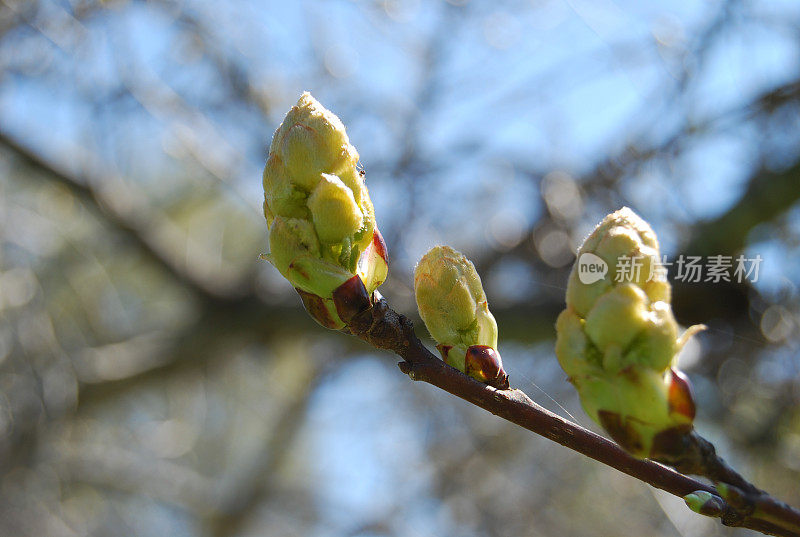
[655,430,760,494]
[343,295,800,537]
[685,158,800,257]
[0,130,233,301]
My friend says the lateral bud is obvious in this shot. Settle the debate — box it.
[415,246,509,388]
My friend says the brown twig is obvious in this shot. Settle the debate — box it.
[655,430,761,494]
[343,295,800,537]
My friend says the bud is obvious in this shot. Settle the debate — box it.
[414,246,508,389]
[555,207,703,457]
[684,491,726,517]
[263,92,388,328]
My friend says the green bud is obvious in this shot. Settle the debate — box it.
[684,491,726,517]
[263,92,388,329]
[269,92,357,191]
[414,246,508,389]
[555,207,704,458]
[308,173,364,245]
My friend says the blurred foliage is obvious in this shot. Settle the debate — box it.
[0,0,799,535]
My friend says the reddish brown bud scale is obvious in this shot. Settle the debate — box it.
[693,494,727,517]
[435,344,453,363]
[372,228,388,263]
[668,368,696,421]
[332,275,371,323]
[597,410,645,455]
[465,345,509,390]
[296,288,340,329]
[650,424,694,460]
[295,275,372,330]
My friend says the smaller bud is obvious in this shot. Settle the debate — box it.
[415,246,508,388]
[684,491,726,517]
[465,345,508,389]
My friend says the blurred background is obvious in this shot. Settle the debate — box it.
[1,0,799,535]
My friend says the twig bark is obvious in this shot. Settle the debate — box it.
[344,295,800,537]
[655,430,761,494]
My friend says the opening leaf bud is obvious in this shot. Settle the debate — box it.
[262,92,388,329]
[555,207,703,458]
